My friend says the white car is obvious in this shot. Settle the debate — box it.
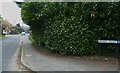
[21,32,26,35]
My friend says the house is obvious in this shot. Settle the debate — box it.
[0,17,13,35]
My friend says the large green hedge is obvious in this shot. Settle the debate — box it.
[21,2,120,56]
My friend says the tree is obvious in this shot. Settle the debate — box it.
[0,15,3,35]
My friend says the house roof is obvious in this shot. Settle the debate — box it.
[0,20,13,29]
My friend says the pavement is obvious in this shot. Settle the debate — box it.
[21,35,118,71]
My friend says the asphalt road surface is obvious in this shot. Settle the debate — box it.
[0,35,118,73]
[2,35,23,71]
[0,37,2,72]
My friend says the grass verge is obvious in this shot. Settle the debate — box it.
[0,34,5,37]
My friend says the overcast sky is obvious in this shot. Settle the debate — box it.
[0,0,24,26]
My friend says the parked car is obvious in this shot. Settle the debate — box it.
[21,32,26,35]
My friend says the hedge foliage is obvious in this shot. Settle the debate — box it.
[21,2,120,56]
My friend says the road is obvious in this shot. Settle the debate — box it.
[0,35,118,72]
[2,35,23,71]
[0,37,2,72]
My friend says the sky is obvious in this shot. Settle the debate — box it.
[0,0,25,26]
